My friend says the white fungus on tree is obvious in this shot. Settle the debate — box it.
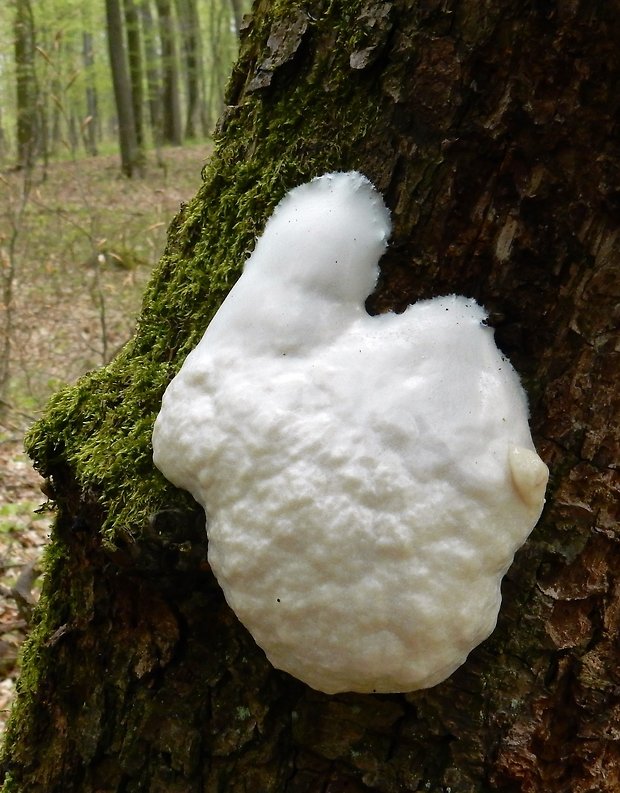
[152,171,549,694]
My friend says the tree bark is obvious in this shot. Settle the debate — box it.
[105,0,141,177]
[2,1,619,791]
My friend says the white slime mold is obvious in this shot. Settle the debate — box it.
[152,172,549,694]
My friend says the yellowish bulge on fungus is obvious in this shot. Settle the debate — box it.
[509,446,550,508]
[152,172,549,694]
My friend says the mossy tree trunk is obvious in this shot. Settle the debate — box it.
[2,1,618,791]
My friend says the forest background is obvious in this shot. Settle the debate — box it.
[0,0,249,733]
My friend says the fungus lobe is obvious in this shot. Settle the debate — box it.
[153,172,548,694]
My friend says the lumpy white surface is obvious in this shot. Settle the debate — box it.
[152,172,548,694]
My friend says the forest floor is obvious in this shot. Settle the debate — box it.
[0,144,210,736]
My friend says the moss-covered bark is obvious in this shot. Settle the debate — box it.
[2,1,619,791]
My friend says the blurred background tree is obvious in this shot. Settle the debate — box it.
[0,0,250,174]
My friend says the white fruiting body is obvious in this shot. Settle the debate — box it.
[152,172,548,694]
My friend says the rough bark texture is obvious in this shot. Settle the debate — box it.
[2,1,619,791]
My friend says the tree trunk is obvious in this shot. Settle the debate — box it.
[124,0,146,148]
[156,0,183,145]
[2,2,619,792]
[81,31,99,157]
[0,105,7,163]
[140,0,164,150]
[203,0,236,130]
[229,0,244,37]
[105,0,141,177]
[175,0,204,140]
[13,0,39,170]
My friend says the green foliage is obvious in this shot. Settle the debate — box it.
[0,503,40,534]
[0,0,250,164]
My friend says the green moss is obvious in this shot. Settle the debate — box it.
[24,0,383,547]
[0,774,16,793]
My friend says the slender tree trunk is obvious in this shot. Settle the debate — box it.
[0,105,6,162]
[203,0,231,131]
[13,0,39,170]
[67,112,79,156]
[156,0,183,145]
[139,0,164,150]
[105,0,141,177]
[2,2,619,792]
[229,0,243,37]
[49,72,61,157]
[81,32,99,156]
[175,0,203,140]
[124,0,145,148]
